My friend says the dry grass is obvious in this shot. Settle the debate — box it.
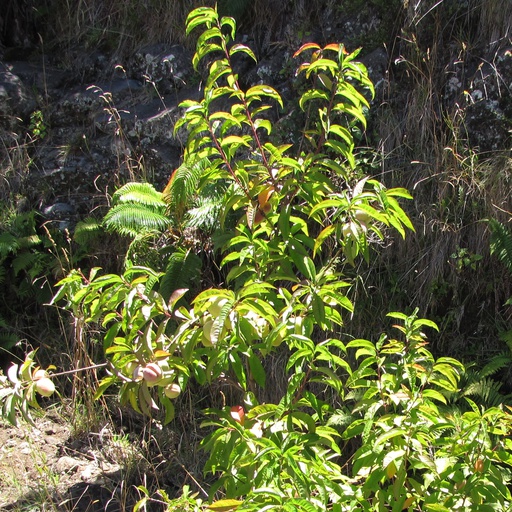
[473,0,512,49]
[348,0,512,362]
[37,0,211,56]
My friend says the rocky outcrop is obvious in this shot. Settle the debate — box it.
[1,2,510,224]
[1,47,199,225]
[0,1,511,351]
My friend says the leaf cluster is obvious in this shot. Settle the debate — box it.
[10,5,512,512]
[0,211,63,351]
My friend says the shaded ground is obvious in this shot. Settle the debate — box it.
[0,393,209,512]
[0,407,144,511]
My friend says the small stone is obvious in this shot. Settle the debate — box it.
[55,456,83,474]
[80,464,97,482]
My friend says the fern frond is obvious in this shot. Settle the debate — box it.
[500,329,512,350]
[0,331,19,351]
[104,203,170,237]
[159,249,202,301]
[185,180,230,232]
[0,232,19,258]
[478,353,512,379]
[73,217,103,245]
[489,219,512,274]
[163,158,210,219]
[327,408,354,428]
[12,251,45,277]
[17,234,42,250]
[125,232,161,269]
[186,199,223,231]
[462,377,510,407]
[11,211,36,237]
[112,182,167,208]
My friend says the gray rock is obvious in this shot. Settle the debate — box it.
[130,44,194,94]
[55,456,85,474]
[0,67,36,123]
[362,47,388,90]
[42,202,75,219]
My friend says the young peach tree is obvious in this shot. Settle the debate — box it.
[2,6,512,511]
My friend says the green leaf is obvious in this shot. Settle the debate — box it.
[229,44,257,62]
[304,58,339,77]
[193,43,223,70]
[219,135,251,148]
[246,85,283,108]
[94,375,117,400]
[312,294,325,326]
[220,16,237,41]
[324,139,355,168]
[159,394,176,425]
[383,449,406,468]
[332,102,368,127]
[105,344,131,354]
[288,241,309,275]
[206,499,243,511]
[422,389,447,404]
[253,118,272,134]
[328,124,354,147]
[229,352,247,390]
[387,187,413,199]
[284,499,317,512]
[309,198,346,217]
[196,27,222,50]
[317,73,333,91]
[347,339,376,357]
[209,111,242,126]
[238,282,276,298]
[432,362,460,389]
[313,225,335,257]
[337,84,370,109]
[248,351,266,388]
[299,89,330,110]
[374,428,406,447]
[186,7,218,35]
[342,418,365,439]
[206,59,231,89]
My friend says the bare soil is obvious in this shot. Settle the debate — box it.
[0,406,148,511]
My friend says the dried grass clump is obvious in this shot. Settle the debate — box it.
[36,0,210,56]
[353,0,512,358]
[473,0,512,50]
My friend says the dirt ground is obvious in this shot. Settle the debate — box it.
[0,406,147,511]
[0,393,208,512]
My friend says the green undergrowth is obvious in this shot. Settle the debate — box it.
[1,2,512,511]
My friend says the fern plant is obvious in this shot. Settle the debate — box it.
[486,218,512,392]
[0,211,62,354]
[100,180,205,299]
[0,210,60,302]
[457,354,512,407]
[159,248,202,302]
[163,158,211,223]
[103,181,171,237]
[489,219,512,271]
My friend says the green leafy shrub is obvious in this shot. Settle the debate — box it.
[0,211,63,353]
[490,218,512,287]
[4,5,512,511]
